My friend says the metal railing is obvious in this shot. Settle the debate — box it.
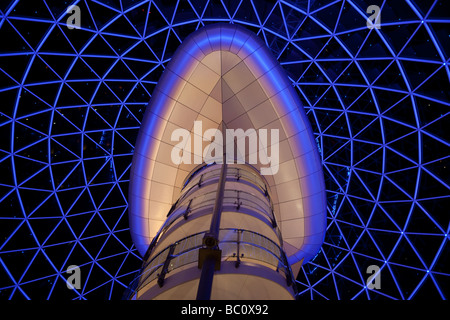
[180,164,271,202]
[123,228,296,300]
[154,188,279,253]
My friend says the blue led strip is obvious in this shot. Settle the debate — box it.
[0,0,448,300]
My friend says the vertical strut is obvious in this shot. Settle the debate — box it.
[196,122,228,300]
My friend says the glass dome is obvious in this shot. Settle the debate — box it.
[0,0,448,299]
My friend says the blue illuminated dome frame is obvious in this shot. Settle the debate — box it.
[0,0,448,300]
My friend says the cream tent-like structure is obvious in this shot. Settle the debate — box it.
[127,23,326,299]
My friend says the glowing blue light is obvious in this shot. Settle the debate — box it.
[0,0,448,301]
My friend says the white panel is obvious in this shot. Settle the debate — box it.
[201,51,221,75]
[227,112,254,132]
[148,200,171,221]
[279,199,304,221]
[175,169,190,188]
[145,114,167,140]
[195,115,220,137]
[223,95,246,124]
[148,218,164,238]
[258,67,288,98]
[172,186,181,203]
[177,82,208,112]
[262,118,287,141]
[209,79,222,102]
[154,69,187,101]
[129,194,150,216]
[236,81,268,112]
[277,139,294,164]
[304,213,326,237]
[137,135,160,160]
[130,163,154,197]
[280,218,304,239]
[150,181,174,203]
[268,89,297,118]
[293,151,321,179]
[169,101,199,128]
[152,161,178,185]
[221,78,235,102]
[200,96,222,124]
[276,180,302,203]
[248,99,278,128]
[283,237,304,253]
[273,159,297,185]
[162,121,189,146]
[188,62,220,94]
[221,51,241,74]
[177,162,197,174]
[129,216,150,236]
[223,60,256,93]
[244,45,277,79]
[168,50,200,81]
[156,141,179,168]
[300,174,324,198]
[280,109,306,138]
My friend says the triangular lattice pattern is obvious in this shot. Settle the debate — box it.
[0,0,448,300]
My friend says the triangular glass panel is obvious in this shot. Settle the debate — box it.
[336,61,367,85]
[372,62,408,92]
[389,263,426,297]
[86,1,119,30]
[44,218,77,245]
[405,205,443,235]
[55,83,87,108]
[352,167,382,198]
[415,67,450,103]
[400,25,441,61]
[51,133,82,159]
[335,3,367,33]
[81,212,110,238]
[357,30,393,59]
[91,82,121,105]
[317,36,351,60]
[378,201,412,229]
[145,2,169,36]
[103,14,141,38]
[0,249,38,281]
[336,28,370,57]
[56,187,84,213]
[82,34,117,56]
[368,229,401,258]
[124,2,151,37]
[27,217,61,245]
[24,56,60,85]
[311,2,341,33]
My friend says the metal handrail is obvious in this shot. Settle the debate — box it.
[124,228,296,300]
[156,188,276,248]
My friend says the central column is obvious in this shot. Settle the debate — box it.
[127,159,296,299]
[197,121,228,300]
[196,161,227,300]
